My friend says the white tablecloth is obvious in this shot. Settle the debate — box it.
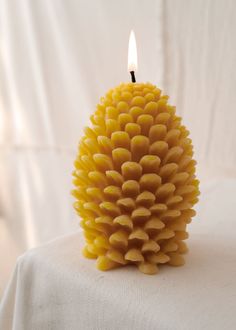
[1,179,236,330]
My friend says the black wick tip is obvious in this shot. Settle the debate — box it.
[130,71,136,83]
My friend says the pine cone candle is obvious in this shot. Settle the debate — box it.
[72,82,200,275]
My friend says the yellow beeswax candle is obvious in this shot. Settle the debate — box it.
[72,82,200,275]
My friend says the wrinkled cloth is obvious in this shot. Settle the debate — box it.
[1,179,236,330]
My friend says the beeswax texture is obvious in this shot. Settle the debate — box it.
[72,83,200,275]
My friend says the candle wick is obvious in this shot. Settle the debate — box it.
[130,71,136,83]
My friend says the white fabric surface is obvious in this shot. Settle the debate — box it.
[1,180,236,330]
[1,0,236,297]
[164,0,236,171]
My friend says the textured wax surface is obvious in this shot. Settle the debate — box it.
[72,83,200,274]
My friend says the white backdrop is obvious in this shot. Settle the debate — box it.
[0,0,236,296]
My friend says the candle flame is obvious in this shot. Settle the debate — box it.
[128,30,138,72]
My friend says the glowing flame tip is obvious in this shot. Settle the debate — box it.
[128,30,137,72]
